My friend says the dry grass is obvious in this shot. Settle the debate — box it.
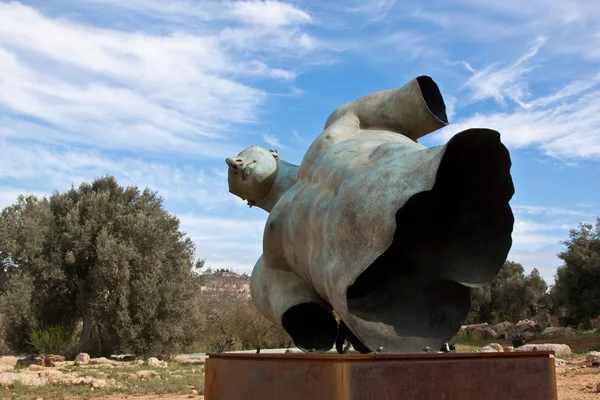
[0,362,204,400]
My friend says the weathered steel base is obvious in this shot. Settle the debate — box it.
[204,351,557,400]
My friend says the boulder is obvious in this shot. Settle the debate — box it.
[515,319,537,333]
[479,343,504,353]
[58,374,115,388]
[483,327,500,340]
[523,331,537,341]
[135,370,160,379]
[532,312,559,330]
[590,316,600,330]
[503,346,514,352]
[491,321,515,338]
[587,351,600,366]
[74,353,90,365]
[0,356,17,368]
[457,323,489,338]
[89,357,116,366]
[44,355,66,367]
[541,327,578,339]
[0,372,48,387]
[471,327,485,341]
[144,357,167,368]
[515,343,572,358]
[52,361,74,368]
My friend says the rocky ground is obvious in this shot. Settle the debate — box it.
[460,343,600,400]
[0,354,205,399]
[555,354,600,400]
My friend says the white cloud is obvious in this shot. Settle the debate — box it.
[433,36,600,159]
[452,0,600,25]
[513,205,593,217]
[177,213,266,272]
[0,2,320,158]
[509,217,568,251]
[505,213,578,283]
[83,0,312,27]
[0,186,49,210]
[461,36,546,106]
[346,0,398,22]
[228,0,312,27]
[0,140,245,212]
[435,85,600,159]
[262,134,282,149]
[507,250,561,283]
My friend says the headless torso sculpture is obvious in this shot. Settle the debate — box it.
[226,76,514,354]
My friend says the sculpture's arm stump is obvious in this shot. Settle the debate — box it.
[251,256,338,353]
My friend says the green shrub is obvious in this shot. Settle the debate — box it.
[28,324,80,358]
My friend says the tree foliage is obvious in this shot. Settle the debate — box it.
[0,176,202,356]
[466,261,549,324]
[552,218,600,325]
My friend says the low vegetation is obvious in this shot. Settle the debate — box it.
[0,360,204,399]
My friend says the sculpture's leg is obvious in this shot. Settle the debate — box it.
[324,76,448,141]
[250,256,338,353]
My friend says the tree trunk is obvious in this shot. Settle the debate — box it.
[77,300,102,356]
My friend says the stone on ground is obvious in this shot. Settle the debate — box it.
[515,343,572,358]
[479,343,504,352]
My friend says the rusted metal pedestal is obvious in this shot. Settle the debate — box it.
[204,351,557,400]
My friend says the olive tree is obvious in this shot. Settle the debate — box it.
[0,176,203,356]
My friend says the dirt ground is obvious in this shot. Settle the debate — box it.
[556,360,600,400]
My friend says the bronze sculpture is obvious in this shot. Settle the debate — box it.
[225,76,514,354]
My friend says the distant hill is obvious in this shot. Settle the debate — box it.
[199,269,250,296]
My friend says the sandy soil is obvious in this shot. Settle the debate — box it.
[556,362,600,400]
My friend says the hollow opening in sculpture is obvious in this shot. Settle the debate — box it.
[281,302,338,353]
[416,75,448,125]
[345,128,515,347]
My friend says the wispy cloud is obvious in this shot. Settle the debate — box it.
[262,134,282,149]
[177,213,266,270]
[434,36,600,160]
[461,36,546,106]
[435,85,600,159]
[513,205,594,217]
[507,211,586,282]
[0,141,243,210]
[345,0,398,22]
[0,1,321,158]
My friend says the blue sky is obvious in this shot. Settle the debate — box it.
[1,0,599,285]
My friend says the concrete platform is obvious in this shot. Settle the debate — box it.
[204,351,557,400]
